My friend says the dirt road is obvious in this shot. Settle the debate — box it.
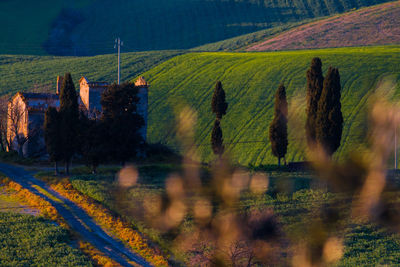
[0,162,152,267]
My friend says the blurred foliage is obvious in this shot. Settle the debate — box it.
[50,163,400,266]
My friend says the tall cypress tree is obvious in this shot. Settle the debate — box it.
[210,81,228,157]
[211,119,224,156]
[305,57,324,146]
[316,67,343,156]
[269,84,288,166]
[44,107,62,175]
[59,72,79,174]
[211,81,228,120]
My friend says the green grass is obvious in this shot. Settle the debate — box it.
[0,151,36,165]
[0,0,391,55]
[140,46,400,165]
[0,212,92,266]
[0,51,182,96]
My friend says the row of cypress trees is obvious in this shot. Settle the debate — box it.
[211,81,228,157]
[306,58,343,156]
[269,57,343,165]
[210,57,343,166]
[44,73,144,175]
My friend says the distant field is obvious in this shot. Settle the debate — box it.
[191,18,320,52]
[0,0,392,55]
[0,212,91,266]
[248,1,400,51]
[141,46,400,165]
[0,0,92,55]
[0,51,181,96]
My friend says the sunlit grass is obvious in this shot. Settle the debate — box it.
[142,46,400,165]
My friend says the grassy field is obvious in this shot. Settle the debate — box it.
[0,212,92,266]
[44,165,400,266]
[140,46,400,165]
[0,0,391,55]
[248,1,400,51]
[0,51,182,96]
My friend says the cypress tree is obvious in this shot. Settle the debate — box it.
[210,81,228,158]
[59,72,79,174]
[211,119,224,156]
[316,67,343,156]
[44,107,62,175]
[269,84,288,166]
[211,81,228,120]
[305,57,324,146]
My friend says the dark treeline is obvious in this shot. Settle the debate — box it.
[44,73,144,175]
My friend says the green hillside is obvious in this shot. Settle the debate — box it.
[141,46,400,165]
[0,51,181,96]
[0,0,392,55]
[194,1,400,52]
[248,1,400,51]
[191,18,320,52]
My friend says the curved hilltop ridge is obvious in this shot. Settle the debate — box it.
[0,0,393,55]
[140,46,400,165]
[248,1,400,51]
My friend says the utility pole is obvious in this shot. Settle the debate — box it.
[114,37,123,84]
[395,123,398,170]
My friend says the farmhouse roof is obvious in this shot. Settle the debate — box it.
[135,76,148,87]
[79,76,109,87]
[8,92,60,112]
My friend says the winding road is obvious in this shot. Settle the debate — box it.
[0,162,152,267]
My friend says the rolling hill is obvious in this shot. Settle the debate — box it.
[140,46,400,165]
[0,51,181,96]
[0,47,399,165]
[191,18,321,52]
[0,0,392,55]
[248,1,400,51]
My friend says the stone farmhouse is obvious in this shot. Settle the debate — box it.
[7,76,148,157]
